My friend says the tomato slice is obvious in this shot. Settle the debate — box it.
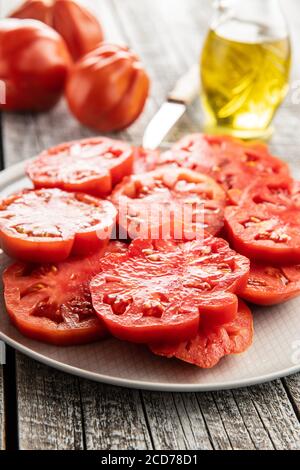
[89,236,250,344]
[239,262,300,305]
[157,134,289,200]
[0,188,117,263]
[2,241,128,346]
[26,137,134,197]
[133,147,160,174]
[224,178,300,264]
[111,168,226,239]
[150,300,253,368]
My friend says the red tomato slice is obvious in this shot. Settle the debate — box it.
[133,147,160,174]
[89,236,250,344]
[224,178,300,265]
[26,137,134,197]
[157,134,289,201]
[239,262,300,305]
[150,300,253,369]
[0,188,117,263]
[3,241,128,346]
[111,168,226,239]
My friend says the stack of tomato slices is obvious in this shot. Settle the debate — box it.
[1,134,299,369]
[3,241,128,345]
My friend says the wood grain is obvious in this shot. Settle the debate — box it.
[16,355,84,450]
[283,375,300,418]
[1,0,300,451]
[141,391,213,450]
[247,381,300,450]
[80,381,152,450]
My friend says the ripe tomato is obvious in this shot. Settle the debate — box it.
[239,263,300,306]
[65,43,150,132]
[224,177,300,264]
[51,0,103,60]
[10,0,104,60]
[26,137,134,197]
[150,300,253,369]
[111,168,226,239]
[0,188,116,263]
[157,134,289,201]
[89,237,250,344]
[0,19,72,112]
[3,241,128,345]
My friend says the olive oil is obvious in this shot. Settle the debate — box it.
[201,27,291,139]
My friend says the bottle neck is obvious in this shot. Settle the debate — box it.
[213,0,288,42]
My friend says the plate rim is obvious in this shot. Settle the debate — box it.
[1,329,300,392]
[1,159,300,392]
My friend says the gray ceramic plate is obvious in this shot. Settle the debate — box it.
[1,160,300,391]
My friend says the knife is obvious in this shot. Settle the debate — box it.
[142,64,199,150]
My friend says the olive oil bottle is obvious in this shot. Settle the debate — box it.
[201,0,291,139]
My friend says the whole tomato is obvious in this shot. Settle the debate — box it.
[65,43,150,132]
[0,19,72,112]
[10,0,104,60]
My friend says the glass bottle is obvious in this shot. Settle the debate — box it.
[200,0,291,139]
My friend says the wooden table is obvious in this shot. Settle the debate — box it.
[1,0,300,451]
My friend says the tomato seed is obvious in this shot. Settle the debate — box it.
[264,267,289,285]
[248,278,267,287]
[146,254,161,262]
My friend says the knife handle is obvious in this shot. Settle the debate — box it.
[168,64,200,105]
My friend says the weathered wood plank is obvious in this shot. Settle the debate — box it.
[232,388,274,450]
[197,384,300,451]
[196,392,233,450]
[127,377,296,451]
[246,381,300,450]
[282,374,300,419]
[141,391,212,450]
[197,389,275,450]
[16,354,84,450]
[0,365,4,449]
[201,391,255,450]
[80,381,152,450]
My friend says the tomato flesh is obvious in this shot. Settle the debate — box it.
[156,134,289,200]
[224,178,300,264]
[150,300,253,368]
[111,168,226,239]
[26,137,134,198]
[239,262,300,305]
[0,188,117,262]
[2,241,128,345]
[133,147,160,174]
[89,236,250,344]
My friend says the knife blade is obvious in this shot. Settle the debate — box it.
[143,64,199,150]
